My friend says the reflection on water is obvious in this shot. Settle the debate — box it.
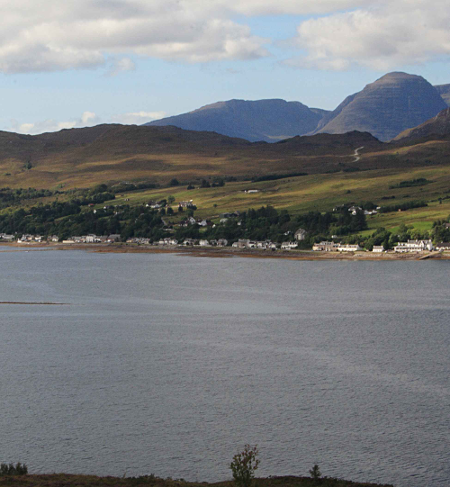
[0,251,449,487]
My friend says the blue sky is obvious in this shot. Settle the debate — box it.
[1,0,450,134]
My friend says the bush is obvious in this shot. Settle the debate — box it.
[309,464,321,482]
[230,445,260,487]
[0,462,28,476]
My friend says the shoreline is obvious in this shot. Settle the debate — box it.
[1,242,449,260]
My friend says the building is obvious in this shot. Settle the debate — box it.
[338,244,362,252]
[435,242,450,251]
[394,240,433,252]
[312,241,339,252]
[372,246,385,252]
[281,242,298,250]
[294,228,308,241]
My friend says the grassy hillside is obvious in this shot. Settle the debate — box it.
[105,164,450,235]
[1,124,450,235]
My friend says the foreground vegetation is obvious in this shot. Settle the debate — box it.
[0,474,394,487]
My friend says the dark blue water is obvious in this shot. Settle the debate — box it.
[0,250,449,486]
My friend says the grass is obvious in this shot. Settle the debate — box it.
[103,165,450,233]
[0,474,394,487]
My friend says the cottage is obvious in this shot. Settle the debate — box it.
[217,239,228,247]
[338,244,362,252]
[372,245,385,253]
[198,239,209,247]
[312,241,339,252]
[435,242,450,251]
[281,241,298,250]
[294,228,308,241]
[183,238,197,246]
[394,240,433,253]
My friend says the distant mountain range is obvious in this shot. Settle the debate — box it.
[146,72,450,143]
[146,99,328,143]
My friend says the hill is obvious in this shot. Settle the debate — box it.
[0,125,396,190]
[313,72,448,141]
[394,108,450,141]
[435,84,450,106]
[146,99,327,142]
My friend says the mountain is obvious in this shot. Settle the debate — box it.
[435,84,450,106]
[313,72,448,141]
[145,99,327,142]
[394,108,450,141]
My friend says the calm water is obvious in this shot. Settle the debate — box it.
[0,250,449,486]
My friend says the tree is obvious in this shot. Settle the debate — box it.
[170,178,180,186]
[309,464,321,482]
[230,445,260,487]
[167,195,175,205]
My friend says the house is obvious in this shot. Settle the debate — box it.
[394,240,433,252]
[232,239,250,249]
[107,234,121,243]
[312,241,339,252]
[85,234,99,243]
[338,244,362,252]
[217,239,228,247]
[198,239,209,246]
[0,234,15,241]
[281,241,298,250]
[372,246,385,252]
[294,228,308,241]
[435,242,450,251]
[158,238,178,246]
[183,238,197,246]
[178,200,195,208]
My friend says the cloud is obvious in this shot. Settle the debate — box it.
[2,1,449,73]
[7,110,166,134]
[0,0,274,73]
[110,111,166,124]
[9,111,101,135]
[107,57,136,76]
[287,0,450,70]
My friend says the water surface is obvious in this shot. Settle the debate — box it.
[0,250,449,486]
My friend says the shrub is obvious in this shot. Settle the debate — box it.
[230,445,260,487]
[0,462,28,476]
[309,464,321,482]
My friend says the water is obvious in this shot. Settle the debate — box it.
[0,249,449,486]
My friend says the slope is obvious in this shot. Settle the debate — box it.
[314,72,448,141]
[146,99,326,142]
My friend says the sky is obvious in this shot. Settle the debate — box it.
[1,0,450,135]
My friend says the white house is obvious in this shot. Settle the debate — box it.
[294,228,308,241]
[394,240,433,252]
[281,241,298,250]
[372,246,385,252]
[338,244,362,252]
[312,241,339,252]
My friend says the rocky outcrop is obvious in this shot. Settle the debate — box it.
[313,72,448,141]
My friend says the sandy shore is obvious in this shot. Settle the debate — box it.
[1,241,449,261]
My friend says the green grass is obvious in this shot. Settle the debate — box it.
[105,165,450,233]
[0,474,394,487]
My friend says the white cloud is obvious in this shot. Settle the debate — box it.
[0,0,275,72]
[110,111,166,124]
[288,0,450,70]
[9,111,101,135]
[7,110,166,134]
[1,0,449,73]
[107,57,136,76]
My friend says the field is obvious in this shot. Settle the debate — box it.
[105,164,450,234]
